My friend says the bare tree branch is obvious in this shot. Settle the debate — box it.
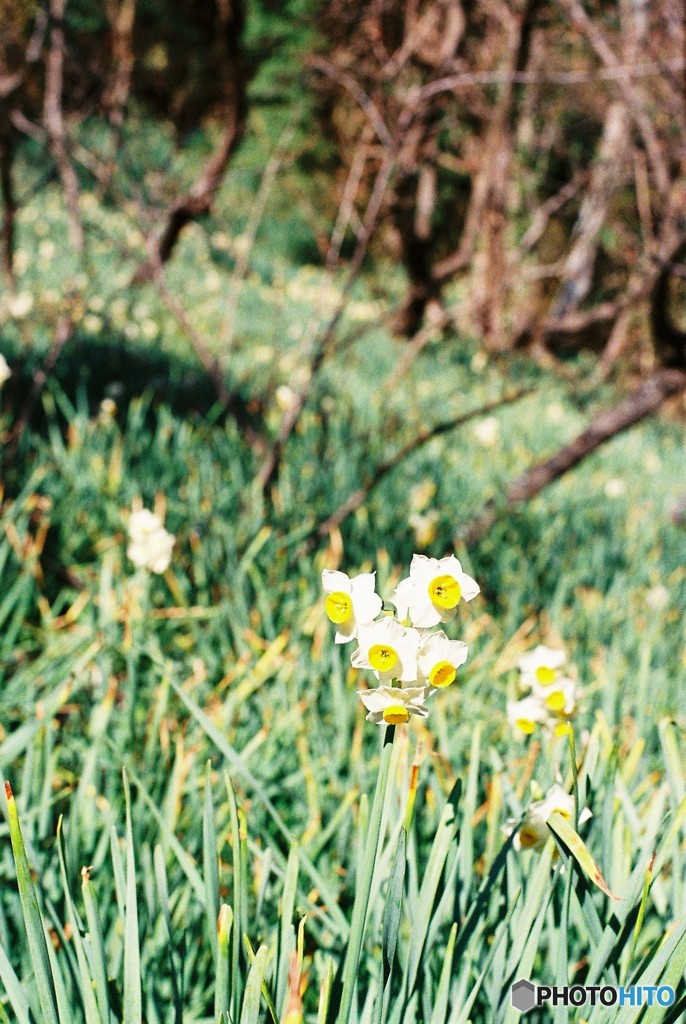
[44,0,84,254]
[462,368,686,545]
[307,387,534,549]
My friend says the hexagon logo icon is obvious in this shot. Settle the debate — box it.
[511,978,537,1013]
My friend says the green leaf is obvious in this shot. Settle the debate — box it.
[122,771,142,1024]
[547,811,619,899]
[2,780,60,1024]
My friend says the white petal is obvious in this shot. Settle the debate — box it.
[322,569,350,594]
[409,554,437,583]
[358,689,390,713]
[334,619,357,644]
[391,577,414,619]
[410,594,441,628]
[350,572,377,595]
[352,590,382,625]
[458,571,480,601]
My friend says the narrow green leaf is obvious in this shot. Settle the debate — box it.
[276,844,299,1015]
[0,941,31,1024]
[122,771,141,1024]
[3,780,60,1024]
[81,869,111,1024]
[382,827,406,981]
[547,811,619,899]
[337,735,395,1024]
[204,761,220,961]
[239,944,269,1024]
[56,818,104,1024]
[215,904,233,1023]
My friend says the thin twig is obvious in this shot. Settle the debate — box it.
[306,387,533,549]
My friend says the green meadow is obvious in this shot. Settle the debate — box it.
[0,115,685,1024]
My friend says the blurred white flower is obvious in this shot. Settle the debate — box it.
[393,554,480,628]
[98,398,117,423]
[604,478,626,499]
[358,685,429,726]
[83,314,103,334]
[127,507,175,574]
[530,675,580,716]
[545,402,566,424]
[471,350,488,372]
[275,385,298,413]
[322,570,382,644]
[472,416,500,447]
[507,696,549,736]
[140,319,159,340]
[409,479,436,513]
[351,617,420,683]
[38,239,56,262]
[645,585,669,610]
[0,353,11,387]
[254,345,273,364]
[417,630,468,690]
[7,292,33,319]
[518,645,566,688]
[409,510,439,548]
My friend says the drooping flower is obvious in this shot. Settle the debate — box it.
[321,570,382,644]
[358,685,429,726]
[0,353,10,388]
[127,507,175,574]
[393,554,480,628]
[417,630,468,690]
[518,645,567,688]
[510,784,592,852]
[351,617,420,683]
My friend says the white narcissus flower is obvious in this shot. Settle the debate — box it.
[417,630,469,690]
[530,676,579,716]
[513,784,592,852]
[507,696,549,736]
[358,685,429,726]
[351,617,420,683]
[322,570,382,644]
[127,507,175,574]
[518,645,567,688]
[393,554,480,628]
[0,353,10,388]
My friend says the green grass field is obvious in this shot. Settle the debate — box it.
[0,120,685,1023]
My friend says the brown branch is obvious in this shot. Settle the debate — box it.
[308,55,394,147]
[305,387,534,550]
[44,0,84,254]
[0,110,16,286]
[132,0,245,280]
[461,369,686,545]
[519,169,588,254]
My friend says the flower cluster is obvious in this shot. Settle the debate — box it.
[507,644,581,738]
[323,554,479,726]
[127,506,175,574]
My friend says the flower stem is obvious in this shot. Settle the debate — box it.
[337,727,395,1023]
